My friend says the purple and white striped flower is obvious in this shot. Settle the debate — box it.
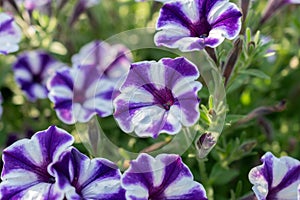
[113,57,202,138]
[13,51,63,102]
[50,147,125,199]
[0,126,74,199]
[47,65,115,124]
[71,40,132,80]
[121,153,207,200]
[154,0,243,52]
[48,41,131,124]
[249,152,300,200]
[0,13,22,55]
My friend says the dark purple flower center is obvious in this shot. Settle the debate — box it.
[143,84,175,111]
[32,74,42,83]
[190,17,212,38]
[34,166,56,184]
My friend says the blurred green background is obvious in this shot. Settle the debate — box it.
[0,0,300,199]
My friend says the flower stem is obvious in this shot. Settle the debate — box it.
[223,38,243,87]
[205,47,218,67]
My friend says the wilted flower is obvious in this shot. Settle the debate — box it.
[114,57,202,138]
[154,0,242,52]
[13,51,63,102]
[71,40,132,80]
[0,126,74,199]
[121,153,207,200]
[47,65,115,124]
[0,13,22,55]
[50,147,125,199]
[249,152,300,200]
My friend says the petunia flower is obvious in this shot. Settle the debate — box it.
[121,153,208,200]
[71,40,132,80]
[0,126,74,199]
[113,57,202,138]
[50,147,125,199]
[48,41,131,124]
[13,51,63,102]
[154,0,243,52]
[0,13,22,55]
[249,152,300,200]
[47,65,115,124]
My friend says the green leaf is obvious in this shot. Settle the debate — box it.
[254,30,260,45]
[239,69,270,80]
[200,110,211,125]
[208,95,214,110]
[246,27,251,44]
[209,164,239,185]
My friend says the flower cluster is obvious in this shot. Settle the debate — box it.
[0,126,207,199]
[1,0,299,199]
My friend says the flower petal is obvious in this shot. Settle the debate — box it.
[71,40,131,80]
[114,57,201,138]
[207,0,242,39]
[0,13,22,55]
[48,64,115,124]
[249,152,300,200]
[51,148,125,199]
[14,51,63,102]
[121,153,207,200]
[155,0,242,51]
[0,126,74,199]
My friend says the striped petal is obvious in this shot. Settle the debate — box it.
[249,152,300,200]
[50,147,125,199]
[71,40,131,80]
[47,65,115,124]
[0,126,74,200]
[154,0,242,51]
[113,57,201,138]
[0,13,22,55]
[13,51,63,102]
[121,153,207,200]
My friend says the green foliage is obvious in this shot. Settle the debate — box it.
[0,0,300,199]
